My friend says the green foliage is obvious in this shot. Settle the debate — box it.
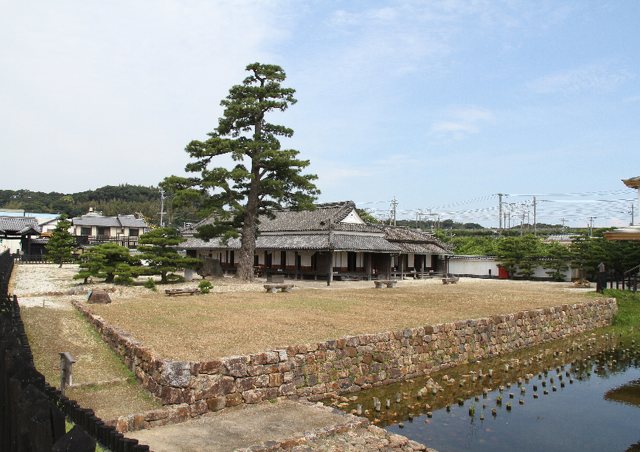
[137,227,200,284]
[143,278,157,290]
[356,209,380,224]
[570,234,640,280]
[605,289,640,329]
[448,236,498,255]
[166,274,186,283]
[495,234,542,278]
[198,280,213,294]
[74,243,137,283]
[542,242,572,281]
[166,62,319,280]
[45,217,76,267]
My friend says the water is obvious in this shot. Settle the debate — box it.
[326,333,640,451]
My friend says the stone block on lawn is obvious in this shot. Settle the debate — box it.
[87,289,111,304]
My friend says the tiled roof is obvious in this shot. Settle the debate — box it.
[0,216,41,235]
[258,201,359,232]
[179,204,447,255]
[72,214,147,228]
[180,232,399,252]
[117,215,148,228]
[380,226,451,255]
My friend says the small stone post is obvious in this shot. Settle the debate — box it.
[59,352,76,395]
[596,262,606,293]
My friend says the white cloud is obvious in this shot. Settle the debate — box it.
[528,64,633,94]
[430,106,495,138]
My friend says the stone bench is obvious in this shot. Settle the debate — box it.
[165,288,200,296]
[374,280,397,289]
[442,276,459,285]
[264,284,294,293]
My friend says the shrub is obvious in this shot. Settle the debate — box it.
[166,274,185,283]
[144,278,157,291]
[198,280,213,294]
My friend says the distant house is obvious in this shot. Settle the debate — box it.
[179,201,451,281]
[0,216,41,254]
[71,210,149,248]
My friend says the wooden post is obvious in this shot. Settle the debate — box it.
[365,253,372,281]
[327,252,334,286]
[59,352,76,395]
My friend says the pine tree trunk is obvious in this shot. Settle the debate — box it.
[237,220,256,281]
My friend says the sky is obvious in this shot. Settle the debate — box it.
[1,0,639,228]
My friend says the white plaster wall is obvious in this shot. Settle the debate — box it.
[301,253,312,267]
[450,256,574,281]
[449,258,500,277]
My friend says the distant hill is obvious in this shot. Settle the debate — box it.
[0,184,201,227]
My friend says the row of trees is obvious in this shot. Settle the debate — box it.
[45,223,199,284]
[443,233,640,281]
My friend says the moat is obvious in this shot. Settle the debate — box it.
[327,332,640,451]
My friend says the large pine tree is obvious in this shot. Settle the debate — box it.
[168,63,319,281]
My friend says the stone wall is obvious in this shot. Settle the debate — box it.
[73,298,617,430]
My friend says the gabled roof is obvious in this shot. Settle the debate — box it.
[259,201,365,232]
[72,214,147,228]
[0,216,41,235]
[179,203,447,254]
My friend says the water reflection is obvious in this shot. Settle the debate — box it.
[605,379,640,408]
[325,333,640,451]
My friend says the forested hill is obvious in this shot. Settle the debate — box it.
[0,185,200,226]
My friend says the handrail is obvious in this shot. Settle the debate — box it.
[624,263,640,277]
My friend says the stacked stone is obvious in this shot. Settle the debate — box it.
[73,298,617,433]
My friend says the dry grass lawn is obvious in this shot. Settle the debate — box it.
[21,306,161,420]
[86,279,598,361]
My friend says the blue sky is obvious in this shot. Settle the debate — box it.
[1,1,638,227]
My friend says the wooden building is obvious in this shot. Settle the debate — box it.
[180,201,451,281]
[0,216,41,255]
[71,210,149,248]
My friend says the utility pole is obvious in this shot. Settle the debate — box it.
[561,218,566,231]
[390,196,398,226]
[533,196,537,235]
[159,189,166,227]
[588,216,596,237]
[631,204,635,226]
[498,193,504,230]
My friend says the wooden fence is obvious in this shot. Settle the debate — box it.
[0,250,149,451]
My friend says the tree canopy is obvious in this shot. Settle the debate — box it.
[74,243,136,284]
[137,227,200,283]
[165,63,319,280]
[45,217,75,267]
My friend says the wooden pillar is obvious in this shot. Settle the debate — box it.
[327,251,334,286]
[365,253,372,281]
[388,254,393,280]
[400,255,404,280]
[294,251,299,280]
